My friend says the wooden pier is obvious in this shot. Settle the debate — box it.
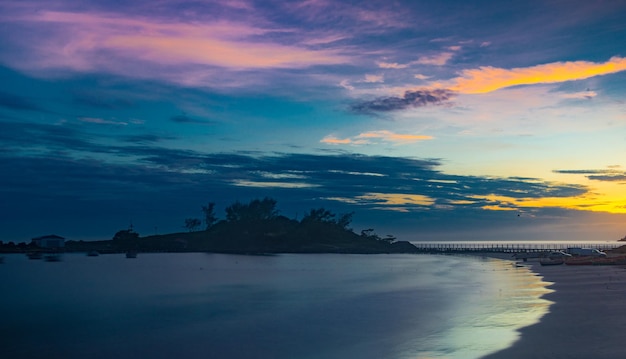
[410,242,620,254]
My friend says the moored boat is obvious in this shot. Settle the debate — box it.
[44,253,62,262]
[26,252,43,260]
[540,258,564,266]
[564,257,594,265]
[126,250,138,259]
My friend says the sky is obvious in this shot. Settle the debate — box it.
[1,0,625,243]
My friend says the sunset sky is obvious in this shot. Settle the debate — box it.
[1,0,625,243]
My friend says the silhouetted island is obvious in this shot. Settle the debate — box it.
[4,198,420,255]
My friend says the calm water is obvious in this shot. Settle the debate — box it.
[0,253,551,359]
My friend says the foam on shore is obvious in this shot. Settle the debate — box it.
[482,259,626,358]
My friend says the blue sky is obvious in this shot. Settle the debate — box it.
[1,0,625,242]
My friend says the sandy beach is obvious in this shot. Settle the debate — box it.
[483,259,626,359]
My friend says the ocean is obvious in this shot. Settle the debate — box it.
[0,253,552,359]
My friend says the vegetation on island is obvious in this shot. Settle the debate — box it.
[0,197,418,254]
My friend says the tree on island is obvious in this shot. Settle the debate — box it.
[201,202,218,230]
[225,197,279,223]
[301,208,354,230]
[184,218,202,232]
[112,228,139,241]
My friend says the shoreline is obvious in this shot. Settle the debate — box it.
[481,257,626,359]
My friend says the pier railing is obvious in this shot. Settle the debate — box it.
[410,242,621,254]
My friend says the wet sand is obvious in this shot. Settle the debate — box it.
[482,260,626,359]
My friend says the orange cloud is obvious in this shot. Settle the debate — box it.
[326,193,435,208]
[320,136,353,144]
[447,57,626,94]
[356,130,433,143]
[321,130,433,145]
[358,193,435,206]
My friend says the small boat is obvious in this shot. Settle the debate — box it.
[27,252,43,260]
[540,258,564,266]
[44,253,62,262]
[564,257,594,265]
[87,251,100,257]
[125,250,138,259]
[591,256,626,265]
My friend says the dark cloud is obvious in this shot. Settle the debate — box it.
[171,114,214,125]
[554,169,626,182]
[122,134,177,144]
[0,120,591,241]
[351,89,454,113]
[0,121,103,153]
[73,93,135,109]
[553,169,605,174]
[587,174,626,182]
[0,91,46,112]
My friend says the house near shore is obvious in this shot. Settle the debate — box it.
[31,234,65,249]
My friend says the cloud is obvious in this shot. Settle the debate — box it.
[554,169,626,182]
[0,91,46,112]
[232,180,320,188]
[73,93,135,109]
[560,91,597,100]
[357,130,433,143]
[364,74,384,83]
[414,52,454,66]
[321,130,433,145]
[320,136,353,145]
[123,134,177,144]
[170,115,214,125]
[587,175,626,182]
[1,121,585,213]
[377,61,408,69]
[445,56,626,94]
[79,117,128,126]
[338,80,355,91]
[351,89,454,112]
[376,51,454,69]
[0,8,348,82]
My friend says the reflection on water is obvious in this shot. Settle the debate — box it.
[0,253,552,359]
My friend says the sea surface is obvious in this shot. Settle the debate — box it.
[0,253,552,359]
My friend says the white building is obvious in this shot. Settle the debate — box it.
[31,235,65,248]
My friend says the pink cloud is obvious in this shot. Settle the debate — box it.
[377,61,408,69]
[414,52,454,66]
[1,9,348,80]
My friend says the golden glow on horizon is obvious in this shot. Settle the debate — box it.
[474,188,626,214]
